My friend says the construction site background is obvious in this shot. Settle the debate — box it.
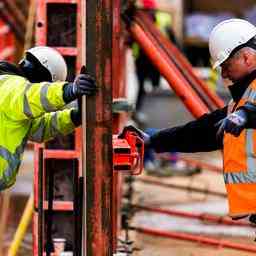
[1,0,256,256]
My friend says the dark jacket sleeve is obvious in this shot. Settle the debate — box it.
[239,102,256,128]
[150,106,228,153]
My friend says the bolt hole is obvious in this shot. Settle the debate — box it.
[37,21,44,28]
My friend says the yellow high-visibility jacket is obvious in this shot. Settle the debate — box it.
[0,74,75,190]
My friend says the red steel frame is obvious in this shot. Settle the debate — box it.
[34,0,127,255]
[33,0,82,255]
[128,13,209,118]
[0,19,15,62]
[135,227,256,253]
[136,10,224,110]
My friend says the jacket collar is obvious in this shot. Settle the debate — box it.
[0,61,25,77]
[228,70,256,102]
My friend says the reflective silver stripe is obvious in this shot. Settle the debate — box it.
[246,129,256,171]
[242,87,251,100]
[23,82,33,118]
[0,75,9,81]
[28,117,45,142]
[0,137,27,190]
[248,89,256,102]
[40,83,56,112]
[224,172,256,184]
[227,100,234,114]
[224,129,256,184]
[224,84,256,185]
[49,112,62,136]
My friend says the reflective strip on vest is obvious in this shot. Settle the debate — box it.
[0,137,27,190]
[40,83,56,112]
[28,117,45,142]
[224,129,256,184]
[49,112,61,135]
[23,82,33,118]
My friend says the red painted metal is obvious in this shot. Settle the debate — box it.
[133,204,252,227]
[127,13,209,118]
[0,19,15,62]
[0,5,24,42]
[113,132,144,175]
[111,0,128,251]
[135,227,256,253]
[136,10,224,109]
[34,0,83,255]
[2,0,26,28]
[138,177,226,197]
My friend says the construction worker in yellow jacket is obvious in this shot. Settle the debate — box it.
[121,19,256,224]
[0,46,97,190]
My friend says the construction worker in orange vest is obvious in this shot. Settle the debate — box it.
[121,19,256,223]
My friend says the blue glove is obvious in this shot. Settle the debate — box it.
[72,74,97,97]
[216,109,248,137]
[63,73,97,103]
[118,125,151,147]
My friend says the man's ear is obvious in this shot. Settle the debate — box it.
[243,50,254,67]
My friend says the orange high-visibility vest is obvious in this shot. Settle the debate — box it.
[223,79,256,217]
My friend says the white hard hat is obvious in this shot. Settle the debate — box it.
[209,19,256,69]
[26,46,68,81]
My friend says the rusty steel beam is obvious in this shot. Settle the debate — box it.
[84,0,113,255]
[112,0,121,250]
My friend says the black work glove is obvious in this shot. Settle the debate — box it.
[63,72,97,103]
[118,125,151,147]
[216,109,248,138]
[71,108,81,126]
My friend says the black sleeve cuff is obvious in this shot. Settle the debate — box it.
[71,109,81,126]
[239,102,256,128]
[63,83,76,104]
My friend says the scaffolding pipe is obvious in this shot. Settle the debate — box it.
[127,15,209,118]
[138,177,226,197]
[134,227,256,253]
[134,12,217,112]
[2,0,26,29]
[133,205,251,227]
[136,10,224,109]
[7,194,34,256]
[0,3,24,42]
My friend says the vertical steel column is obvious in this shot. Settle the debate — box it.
[85,1,113,255]
[112,0,122,252]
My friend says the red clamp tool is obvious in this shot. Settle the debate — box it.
[113,130,144,175]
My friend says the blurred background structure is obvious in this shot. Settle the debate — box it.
[2,0,256,256]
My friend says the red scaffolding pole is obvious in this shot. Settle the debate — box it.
[133,204,252,227]
[126,12,209,118]
[136,10,224,109]
[135,227,256,253]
